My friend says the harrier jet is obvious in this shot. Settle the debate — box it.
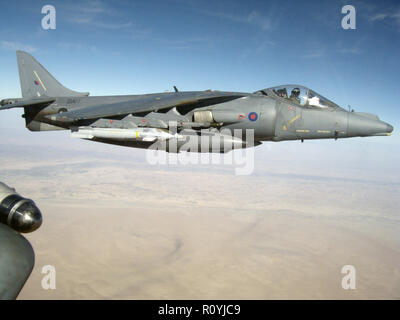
[0,51,393,153]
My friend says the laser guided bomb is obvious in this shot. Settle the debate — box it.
[71,125,254,152]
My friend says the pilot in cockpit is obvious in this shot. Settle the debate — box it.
[289,88,301,104]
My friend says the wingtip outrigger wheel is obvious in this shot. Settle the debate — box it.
[0,182,42,233]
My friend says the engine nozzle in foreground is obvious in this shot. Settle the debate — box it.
[0,182,42,233]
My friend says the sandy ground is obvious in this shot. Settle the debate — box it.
[0,144,397,299]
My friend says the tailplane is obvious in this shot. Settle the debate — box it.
[16,51,89,99]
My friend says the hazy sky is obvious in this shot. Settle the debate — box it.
[0,0,399,175]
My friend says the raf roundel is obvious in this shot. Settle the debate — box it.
[248,112,258,122]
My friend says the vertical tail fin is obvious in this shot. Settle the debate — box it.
[16,51,89,98]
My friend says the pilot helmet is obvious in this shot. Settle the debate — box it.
[292,88,300,97]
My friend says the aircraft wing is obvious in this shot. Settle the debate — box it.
[0,224,35,299]
[46,91,247,123]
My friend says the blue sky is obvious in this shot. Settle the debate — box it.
[0,0,399,177]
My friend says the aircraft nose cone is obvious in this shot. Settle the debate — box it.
[348,113,393,137]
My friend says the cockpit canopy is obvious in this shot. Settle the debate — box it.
[255,85,343,110]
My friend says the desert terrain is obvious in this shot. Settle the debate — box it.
[0,126,399,299]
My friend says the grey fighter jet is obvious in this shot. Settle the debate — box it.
[0,51,393,153]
